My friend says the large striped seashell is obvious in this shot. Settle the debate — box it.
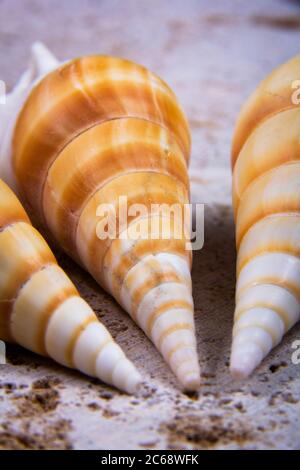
[1,43,200,390]
[231,54,300,378]
[0,178,141,394]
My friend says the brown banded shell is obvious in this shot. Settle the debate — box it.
[12,54,200,390]
[0,179,141,393]
[231,54,300,378]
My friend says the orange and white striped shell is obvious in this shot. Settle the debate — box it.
[2,43,200,390]
[231,54,300,378]
[0,178,141,393]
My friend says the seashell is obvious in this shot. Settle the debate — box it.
[1,43,200,390]
[231,54,300,378]
[0,178,141,394]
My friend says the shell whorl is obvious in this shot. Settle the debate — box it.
[0,179,141,394]
[13,55,190,222]
[11,48,200,390]
[231,55,300,378]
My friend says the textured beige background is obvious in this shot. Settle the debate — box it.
[0,0,300,450]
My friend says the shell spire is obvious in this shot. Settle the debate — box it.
[231,54,300,378]
[0,179,141,394]
[2,43,200,390]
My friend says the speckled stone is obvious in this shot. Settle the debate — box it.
[0,0,300,450]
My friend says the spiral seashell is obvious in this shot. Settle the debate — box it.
[231,54,300,378]
[1,43,200,390]
[0,178,142,394]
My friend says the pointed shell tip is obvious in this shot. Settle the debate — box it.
[230,340,264,380]
[230,366,249,381]
[181,372,201,392]
[124,371,143,395]
[230,356,257,380]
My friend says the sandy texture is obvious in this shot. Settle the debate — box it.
[0,0,300,450]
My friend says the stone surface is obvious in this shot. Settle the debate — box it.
[0,0,300,450]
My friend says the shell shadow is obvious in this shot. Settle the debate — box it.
[192,203,236,384]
